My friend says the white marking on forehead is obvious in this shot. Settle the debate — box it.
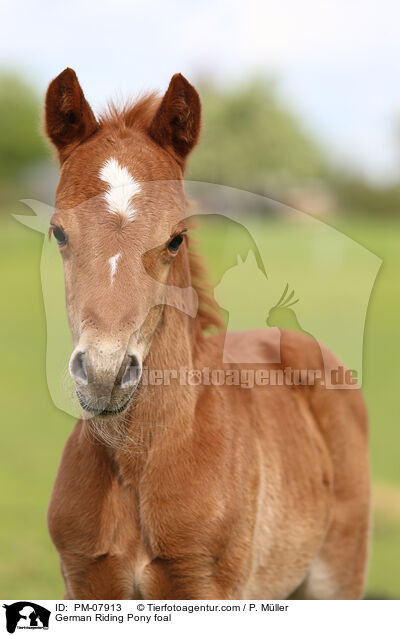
[108,252,121,286]
[99,157,141,223]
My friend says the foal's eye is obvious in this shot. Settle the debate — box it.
[167,233,184,254]
[51,225,67,246]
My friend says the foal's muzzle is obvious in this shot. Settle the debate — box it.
[69,346,142,417]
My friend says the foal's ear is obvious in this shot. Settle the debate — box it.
[148,74,201,167]
[45,68,99,163]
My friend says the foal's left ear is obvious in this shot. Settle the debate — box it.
[45,68,99,163]
[148,74,201,168]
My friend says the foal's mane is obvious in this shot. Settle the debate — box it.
[99,96,224,334]
[99,93,160,132]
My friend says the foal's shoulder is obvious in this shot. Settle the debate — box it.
[202,327,325,369]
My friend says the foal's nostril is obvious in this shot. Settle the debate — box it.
[70,351,88,385]
[120,354,142,389]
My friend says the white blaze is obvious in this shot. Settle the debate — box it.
[99,157,141,222]
[108,252,121,286]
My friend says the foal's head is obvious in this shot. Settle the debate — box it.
[45,68,201,418]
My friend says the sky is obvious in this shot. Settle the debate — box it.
[1,0,400,182]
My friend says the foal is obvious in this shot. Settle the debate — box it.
[45,68,370,599]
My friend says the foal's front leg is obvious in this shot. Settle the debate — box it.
[140,557,231,599]
[63,554,228,599]
[60,554,136,599]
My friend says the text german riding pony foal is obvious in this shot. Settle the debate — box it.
[45,68,370,599]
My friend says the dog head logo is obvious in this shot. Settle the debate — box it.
[3,602,50,633]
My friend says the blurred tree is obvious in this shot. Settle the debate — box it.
[333,175,400,217]
[0,72,49,186]
[188,78,328,191]
[0,71,397,217]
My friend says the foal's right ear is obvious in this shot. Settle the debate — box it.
[148,74,201,168]
[45,68,99,163]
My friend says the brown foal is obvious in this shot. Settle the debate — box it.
[44,68,370,599]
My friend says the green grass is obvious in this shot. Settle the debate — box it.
[0,212,399,598]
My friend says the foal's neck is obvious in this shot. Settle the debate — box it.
[112,248,202,474]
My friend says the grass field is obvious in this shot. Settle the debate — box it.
[0,211,399,599]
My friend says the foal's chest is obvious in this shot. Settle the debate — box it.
[48,430,153,598]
